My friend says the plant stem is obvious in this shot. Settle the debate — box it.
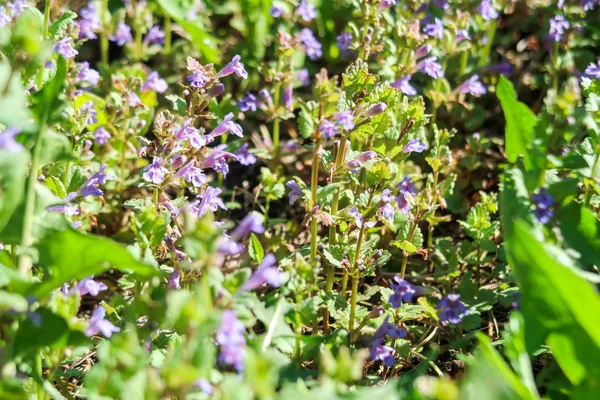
[35,352,44,400]
[348,222,366,335]
[63,161,71,189]
[310,140,320,260]
[18,121,48,277]
[400,220,418,279]
[164,15,172,55]
[101,0,109,68]
[36,0,51,89]
[584,152,600,207]
[135,28,143,60]
[478,22,497,68]
[427,170,439,251]
[272,83,281,152]
[153,188,159,203]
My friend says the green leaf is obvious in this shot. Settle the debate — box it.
[248,233,264,263]
[507,220,600,386]
[298,105,315,139]
[390,240,417,254]
[165,95,187,116]
[496,76,538,169]
[48,11,77,38]
[557,202,600,268]
[462,333,536,400]
[32,229,159,298]
[13,308,74,357]
[11,7,44,59]
[38,130,75,167]
[0,62,32,129]
[31,57,67,123]
[0,150,30,234]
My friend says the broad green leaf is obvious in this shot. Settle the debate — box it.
[12,308,76,357]
[48,11,78,38]
[11,7,44,58]
[496,76,537,169]
[507,220,600,385]
[32,229,159,297]
[462,333,536,400]
[248,233,264,263]
[38,130,75,167]
[0,150,30,234]
[0,62,31,129]
[31,57,67,123]
[558,202,600,267]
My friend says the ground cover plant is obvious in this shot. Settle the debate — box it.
[1,0,600,398]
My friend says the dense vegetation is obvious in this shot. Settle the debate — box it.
[1,0,600,399]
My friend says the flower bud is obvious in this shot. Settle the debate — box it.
[366,102,387,117]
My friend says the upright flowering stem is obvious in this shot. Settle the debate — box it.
[19,121,48,276]
[426,170,439,251]
[310,142,320,260]
[478,22,497,68]
[164,15,172,55]
[36,0,51,88]
[348,223,366,335]
[100,0,109,68]
[272,82,281,152]
[401,221,418,279]
[584,152,600,207]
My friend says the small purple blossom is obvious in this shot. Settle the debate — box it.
[216,55,248,79]
[349,206,376,229]
[77,2,100,39]
[380,202,395,223]
[548,15,569,42]
[77,62,100,86]
[478,0,499,21]
[270,4,284,17]
[231,213,265,240]
[391,75,417,95]
[175,161,207,187]
[240,254,282,292]
[79,164,114,197]
[53,37,78,58]
[47,192,80,216]
[142,71,168,93]
[110,22,133,46]
[143,157,169,185]
[0,127,23,152]
[415,44,432,59]
[366,102,387,117]
[94,126,111,145]
[216,310,246,371]
[334,111,355,130]
[297,69,310,86]
[424,18,444,39]
[370,340,395,367]
[417,56,444,79]
[80,101,98,125]
[532,188,554,224]
[380,0,396,9]
[286,180,303,205]
[299,28,322,60]
[209,113,243,138]
[0,6,11,27]
[389,276,416,308]
[403,139,427,153]
[187,69,209,88]
[168,269,181,289]
[296,0,317,22]
[397,176,417,195]
[585,60,600,78]
[458,74,486,96]
[219,234,244,256]
[235,143,257,166]
[319,120,338,139]
[193,379,213,395]
[456,29,471,43]
[71,278,108,297]
[437,294,469,325]
[143,25,165,46]
[258,89,274,107]
[581,0,598,11]
[337,31,352,56]
[201,147,237,177]
[192,186,227,217]
[84,307,120,338]
[238,92,260,112]
[356,151,377,163]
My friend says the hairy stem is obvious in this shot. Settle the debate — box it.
[164,15,172,55]
[36,0,51,88]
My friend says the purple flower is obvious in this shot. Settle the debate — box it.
[80,101,98,125]
[286,180,302,205]
[403,139,427,153]
[374,316,407,340]
[391,75,417,95]
[187,69,209,88]
[380,202,395,223]
[84,307,120,338]
[488,61,513,76]
[71,278,108,297]
[356,151,377,162]
[456,29,471,43]
[143,25,165,45]
[168,269,181,289]
[415,44,432,59]
[457,75,486,96]
[0,6,11,27]
[79,164,114,197]
[297,69,310,86]
[201,147,237,177]
[238,92,260,112]
[346,159,362,171]
[366,102,387,117]
[433,0,449,9]
[349,206,376,229]
[77,3,100,39]
[47,192,80,216]
[127,92,141,107]
[337,31,352,56]
[389,276,416,308]
[380,0,396,9]
[94,126,111,145]
[319,120,338,139]
[581,0,598,11]
[334,111,355,130]
[424,18,444,39]
[548,15,569,42]
[231,213,265,240]
[216,310,246,371]
[142,71,168,93]
[397,176,417,195]
[8,0,27,18]
[270,4,284,17]
[77,62,100,86]
[0,127,23,152]
[370,340,395,367]
[209,113,243,138]
[191,186,227,217]
[53,37,78,58]
[532,188,554,224]
[110,22,133,46]
[219,234,244,256]
[240,254,282,292]
[585,60,600,78]
[209,83,225,98]
[299,28,322,60]
[193,378,213,395]
[477,0,499,21]
[417,56,444,79]
[296,0,317,22]
[143,157,169,185]
[235,143,257,166]
[258,89,274,108]
[175,161,207,187]
[216,55,248,79]
[174,119,198,141]
[437,294,469,325]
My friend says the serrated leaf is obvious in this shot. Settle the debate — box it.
[248,233,264,263]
